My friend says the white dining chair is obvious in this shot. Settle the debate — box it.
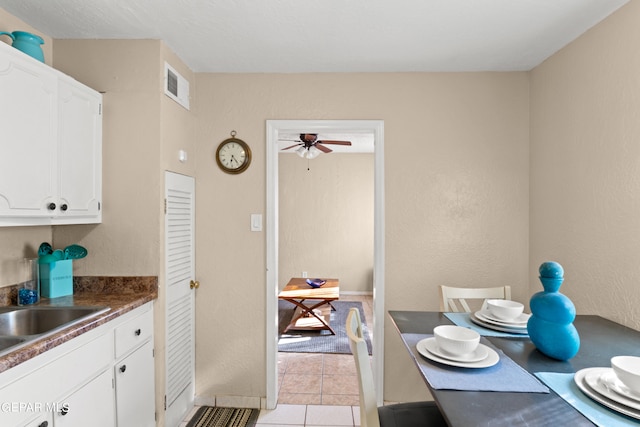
[346,308,447,427]
[439,285,512,312]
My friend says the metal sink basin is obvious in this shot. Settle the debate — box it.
[0,306,110,356]
[0,336,27,354]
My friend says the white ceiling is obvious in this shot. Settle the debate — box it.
[2,0,628,154]
[0,0,628,73]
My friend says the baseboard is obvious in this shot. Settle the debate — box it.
[194,395,215,407]
[198,395,261,409]
[340,290,373,296]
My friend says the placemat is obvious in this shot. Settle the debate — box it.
[535,372,639,427]
[402,333,549,393]
[444,312,529,338]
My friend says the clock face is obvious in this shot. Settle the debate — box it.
[216,138,251,174]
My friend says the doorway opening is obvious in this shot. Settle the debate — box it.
[266,120,385,409]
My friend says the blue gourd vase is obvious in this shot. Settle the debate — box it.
[527,261,580,361]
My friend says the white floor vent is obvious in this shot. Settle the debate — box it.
[164,62,190,111]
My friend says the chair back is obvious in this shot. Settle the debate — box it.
[346,307,380,427]
[439,285,511,312]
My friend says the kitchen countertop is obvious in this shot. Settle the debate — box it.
[0,276,158,373]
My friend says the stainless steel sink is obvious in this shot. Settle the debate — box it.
[0,336,27,354]
[0,306,110,356]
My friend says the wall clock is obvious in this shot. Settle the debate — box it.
[215,131,252,174]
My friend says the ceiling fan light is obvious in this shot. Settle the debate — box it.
[307,146,321,159]
[295,146,307,158]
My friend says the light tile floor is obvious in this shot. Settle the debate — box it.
[181,295,373,427]
[180,403,362,427]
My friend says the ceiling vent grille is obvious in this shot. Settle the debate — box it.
[164,62,190,111]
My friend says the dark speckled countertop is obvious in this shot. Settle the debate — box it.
[0,276,158,373]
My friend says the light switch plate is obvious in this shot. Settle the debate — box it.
[250,214,262,232]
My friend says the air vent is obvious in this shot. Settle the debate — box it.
[164,62,190,110]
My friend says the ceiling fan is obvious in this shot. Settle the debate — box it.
[280,133,352,159]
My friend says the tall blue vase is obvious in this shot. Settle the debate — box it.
[527,261,580,361]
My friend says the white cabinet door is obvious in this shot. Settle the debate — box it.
[20,412,52,427]
[114,341,155,427]
[54,369,115,427]
[56,77,102,223]
[0,42,102,226]
[0,43,57,218]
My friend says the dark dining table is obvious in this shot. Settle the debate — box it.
[388,311,640,426]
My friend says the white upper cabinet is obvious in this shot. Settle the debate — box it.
[56,76,102,223]
[0,41,102,226]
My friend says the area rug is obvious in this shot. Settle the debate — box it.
[278,300,373,354]
[185,406,259,427]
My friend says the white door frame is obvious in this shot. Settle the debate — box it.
[265,119,385,409]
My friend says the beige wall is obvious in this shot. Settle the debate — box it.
[530,1,640,330]
[194,72,530,403]
[157,43,197,427]
[52,39,164,277]
[279,153,374,293]
[52,39,196,427]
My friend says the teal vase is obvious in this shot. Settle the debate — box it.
[0,31,44,62]
[527,261,580,361]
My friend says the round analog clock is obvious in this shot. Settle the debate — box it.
[215,134,251,174]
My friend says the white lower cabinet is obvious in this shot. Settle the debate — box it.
[20,412,52,427]
[0,303,155,427]
[54,369,114,427]
[114,341,155,427]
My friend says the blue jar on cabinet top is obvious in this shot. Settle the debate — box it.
[527,261,580,361]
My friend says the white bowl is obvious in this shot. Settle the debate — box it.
[434,325,480,356]
[612,356,640,393]
[486,299,524,321]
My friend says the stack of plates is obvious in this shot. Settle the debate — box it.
[470,310,530,334]
[575,367,640,420]
[416,337,499,368]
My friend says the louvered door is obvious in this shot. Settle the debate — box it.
[164,171,195,427]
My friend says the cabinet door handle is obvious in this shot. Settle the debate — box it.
[48,203,56,211]
[134,328,141,336]
[190,280,200,289]
[38,421,49,427]
[120,364,127,373]
[60,406,69,416]
[60,203,68,211]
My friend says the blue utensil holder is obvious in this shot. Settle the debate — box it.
[40,259,73,298]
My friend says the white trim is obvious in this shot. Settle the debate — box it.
[265,121,279,410]
[339,291,374,296]
[265,119,385,408]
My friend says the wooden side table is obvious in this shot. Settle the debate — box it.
[278,278,339,335]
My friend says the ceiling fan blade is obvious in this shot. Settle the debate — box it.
[317,140,352,146]
[281,143,303,150]
[315,143,332,153]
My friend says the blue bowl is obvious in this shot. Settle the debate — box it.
[306,279,326,288]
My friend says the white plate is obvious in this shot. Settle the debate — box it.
[417,338,499,368]
[585,368,640,411]
[470,313,529,335]
[423,337,489,363]
[575,368,640,420]
[477,310,530,326]
[599,369,640,405]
